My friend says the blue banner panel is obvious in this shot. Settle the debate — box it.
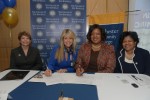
[100,23,124,51]
[30,0,86,66]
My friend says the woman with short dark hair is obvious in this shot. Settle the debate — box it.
[115,31,150,75]
[10,31,43,70]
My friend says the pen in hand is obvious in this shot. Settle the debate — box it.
[44,63,52,76]
[45,63,49,70]
[76,65,84,76]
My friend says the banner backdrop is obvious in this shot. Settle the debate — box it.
[88,12,125,51]
[30,0,86,66]
[100,23,124,51]
[129,11,150,52]
[128,0,150,52]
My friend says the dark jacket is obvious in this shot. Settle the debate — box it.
[10,46,43,70]
[115,47,150,75]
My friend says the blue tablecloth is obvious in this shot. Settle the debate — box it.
[9,82,99,100]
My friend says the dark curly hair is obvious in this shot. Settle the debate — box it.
[86,24,106,43]
[120,31,139,47]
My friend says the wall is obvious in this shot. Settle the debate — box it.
[0,0,128,71]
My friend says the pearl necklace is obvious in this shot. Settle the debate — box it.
[125,51,134,60]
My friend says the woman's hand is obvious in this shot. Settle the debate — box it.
[57,69,67,73]
[44,69,52,76]
[76,66,84,76]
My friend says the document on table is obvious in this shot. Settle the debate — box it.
[61,73,96,85]
[29,73,96,85]
[29,72,66,85]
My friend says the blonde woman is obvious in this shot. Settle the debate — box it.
[44,29,77,76]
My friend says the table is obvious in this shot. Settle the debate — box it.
[95,73,150,100]
[0,70,150,100]
[0,69,39,100]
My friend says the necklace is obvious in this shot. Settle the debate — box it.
[92,44,101,49]
[92,44,101,51]
[125,51,134,60]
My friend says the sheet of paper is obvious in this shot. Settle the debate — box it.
[29,73,96,85]
[29,72,65,85]
[64,73,96,85]
[45,73,65,85]
[46,73,96,85]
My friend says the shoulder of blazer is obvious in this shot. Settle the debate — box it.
[135,47,150,55]
[134,47,150,59]
[11,46,22,53]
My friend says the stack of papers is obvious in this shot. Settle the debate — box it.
[29,73,96,86]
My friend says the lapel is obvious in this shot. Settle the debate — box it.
[85,43,92,65]
[18,46,26,57]
[18,46,32,58]
[27,47,32,57]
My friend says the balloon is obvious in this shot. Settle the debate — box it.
[3,0,16,8]
[2,8,18,26]
[0,0,5,14]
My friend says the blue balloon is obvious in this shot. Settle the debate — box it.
[3,0,16,8]
[0,0,5,14]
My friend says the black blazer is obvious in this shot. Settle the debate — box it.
[10,46,43,70]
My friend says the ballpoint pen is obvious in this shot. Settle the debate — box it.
[131,75,143,81]
[135,75,143,81]
[78,65,83,76]
[45,62,49,70]
[58,89,64,100]
[60,89,64,97]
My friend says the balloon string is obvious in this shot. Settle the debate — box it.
[9,24,12,48]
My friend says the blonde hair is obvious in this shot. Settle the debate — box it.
[55,29,76,62]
